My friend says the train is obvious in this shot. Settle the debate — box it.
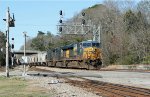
[25,40,102,69]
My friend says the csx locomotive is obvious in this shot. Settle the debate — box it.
[27,40,102,69]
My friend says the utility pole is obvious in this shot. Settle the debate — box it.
[6,7,10,77]
[3,7,15,77]
[22,32,27,76]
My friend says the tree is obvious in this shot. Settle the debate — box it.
[137,0,150,64]
[0,31,6,66]
[137,0,150,24]
[30,31,56,51]
[124,10,138,33]
[31,37,46,51]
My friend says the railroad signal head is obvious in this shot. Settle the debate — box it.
[9,17,15,27]
[3,19,6,21]
[59,27,62,32]
[11,44,14,49]
[82,12,85,16]
[13,13,15,21]
[12,53,14,57]
[59,19,63,23]
[60,10,63,15]
[82,19,86,25]
[9,13,15,27]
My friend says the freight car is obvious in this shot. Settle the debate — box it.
[28,51,47,67]
[28,40,102,69]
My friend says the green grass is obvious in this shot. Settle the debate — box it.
[0,76,55,97]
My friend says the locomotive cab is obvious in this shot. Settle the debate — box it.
[81,41,102,67]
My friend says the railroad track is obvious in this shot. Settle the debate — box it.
[66,78,150,97]
[29,65,150,73]
[27,66,150,96]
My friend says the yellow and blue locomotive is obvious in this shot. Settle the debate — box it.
[47,40,102,69]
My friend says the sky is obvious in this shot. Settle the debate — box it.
[0,0,103,50]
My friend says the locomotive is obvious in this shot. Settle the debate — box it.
[27,40,102,69]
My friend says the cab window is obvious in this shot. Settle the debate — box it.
[92,43,100,47]
[83,43,91,47]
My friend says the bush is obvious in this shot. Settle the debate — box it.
[142,56,150,64]
[109,54,119,64]
[118,54,141,65]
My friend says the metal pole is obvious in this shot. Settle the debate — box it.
[23,32,26,76]
[99,24,101,43]
[6,7,10,77]
[11,56,13,66]
[11,40,14,67]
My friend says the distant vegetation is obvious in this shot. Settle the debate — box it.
[20,31,85,51]
[21,0,150,65]
[0,31,6,66]
[88,4,100,9]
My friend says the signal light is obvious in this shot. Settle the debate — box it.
[59,19,62,23]
[59,27,62,32]
[9,13,15,27]
[82,12,85,16]
[12,53,14,57]
[60,10,63,15]
[9,18,15,27]
[9,20,15,27]
[82,19,85,25]
[3,19,6,21]
[12,38,14,40]
[12,44,14,49]
[13,13,15,21]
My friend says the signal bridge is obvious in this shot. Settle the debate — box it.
[57,10,101,43]
[57,23,101,43]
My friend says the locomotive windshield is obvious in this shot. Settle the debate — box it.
[82,42,100,48]
[82,43,91,47]
[92,43,100,47]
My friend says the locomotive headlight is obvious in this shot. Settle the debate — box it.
[92,48,94,50]
[92,48,95,52]
[92,49,96,54]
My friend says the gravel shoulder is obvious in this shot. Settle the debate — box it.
[0,66,101,97]
[25,76,100,97]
